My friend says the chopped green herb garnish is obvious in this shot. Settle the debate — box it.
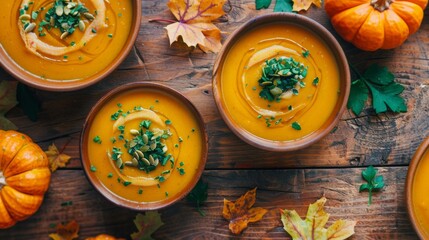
[288,105,293,111]
[63,55,68,59]
[91,28,97,33]
[110,137,116,143]
[313,77,319,86]
[93,135,102,144]
[191,128,195,132]
[291,122,301,130]
[123,181,132,186]
[165,192,169,197]
[180,161,184,166]
[165,119,172,125]
[257,114,262,119]
[302,50,310,58]
[90,165,97,172]
[175,144,179,148]
[118,13,122,17]
[178,137,183,142]
[258,57,308,102]
[117,103,122,108]
[140,120,151,129]
[70,41,76,46]
[107,33,113,38]
[177,167,185,175]
[107,172,113,178]
[138,189,143,194]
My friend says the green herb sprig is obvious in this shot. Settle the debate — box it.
[258,57,308,102]
[255,0,293,12]
[359,166,385,206]
[348,64,407,115]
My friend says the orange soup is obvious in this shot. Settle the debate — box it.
[218,23,340,141]
[412,146,429,237]
[0,0,133,81]
[86,88,205,203]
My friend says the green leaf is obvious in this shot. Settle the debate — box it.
[367,81,407,114]
[347,79,369,115]
[274,0,293,12]
[16,83,41,122]
[291,122,301,130]
[363,64,394,86]
[359,166,385,206]
[255,0,272,9]
[0,80,18,130]
[362,165,376,182]
[130,211,164,240]
[187,179,208,216]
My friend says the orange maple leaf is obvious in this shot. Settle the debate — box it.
[222,188,268,234]
[157,0,226,53]
[292,0,321,11]
[49,220,79,240]
[45,143,72,172]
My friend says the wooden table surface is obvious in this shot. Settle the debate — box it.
[1,0,429,239]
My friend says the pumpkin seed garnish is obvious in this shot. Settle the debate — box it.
[24,22,36,33]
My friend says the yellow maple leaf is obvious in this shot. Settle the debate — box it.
[280,197,356,240]
[222,188,268,234]
[45,143,72,172]
[292,0,322,12]
[162,0,226,53]
[49,220,79,240]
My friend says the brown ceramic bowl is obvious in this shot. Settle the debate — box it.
[212,13,350,151]
[80,82,208,210]
[0,1,141,91]
[406,136,429,238]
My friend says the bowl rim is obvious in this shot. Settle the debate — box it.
[0,0,142,92]
[212,12,350,152]
[406,136,429,239]
[80,82,208,211]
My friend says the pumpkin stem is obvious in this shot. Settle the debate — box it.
[0,171,5,189]
[371,0,392,11]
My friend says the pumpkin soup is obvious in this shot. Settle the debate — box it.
[411,146,429,238]
[0,0,133,81]
[86,87,205,203]
[217,23,341,141]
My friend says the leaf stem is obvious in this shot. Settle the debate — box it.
[148,18,176,23]
[368,189,372,206]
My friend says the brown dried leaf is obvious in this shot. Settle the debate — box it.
[49,220,79,240]
[222,188,268,234]
[45,143,72,172]
[292,0,321,11]
[164,0,226,53]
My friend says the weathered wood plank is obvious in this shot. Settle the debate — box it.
[2,1,429,169]
[0,167,418,239]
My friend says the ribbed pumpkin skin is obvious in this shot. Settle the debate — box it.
[325,0,427,51]
[0,130,51,229]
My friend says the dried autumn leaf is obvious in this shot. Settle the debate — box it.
[49,220,79,240]
[292,0,321,12]
[280,197,356,240]
[222,188,268,234]
[45,143,72,172]
[130,211,164,240]
[0,80,18,130]
[162,0,226,53]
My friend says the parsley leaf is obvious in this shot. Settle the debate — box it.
[274,0,293,12]
[255,0,272,9]
[359,166,385,206]
[347,79,369,115]
[348,64,407,115]
[186,179,208,216]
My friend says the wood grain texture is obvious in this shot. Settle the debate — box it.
[0,167,418,239]
[3,1,429,169]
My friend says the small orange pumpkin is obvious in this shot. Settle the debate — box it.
[0,130,51,228]
[86,234,124,240]
[325,0,428,51]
